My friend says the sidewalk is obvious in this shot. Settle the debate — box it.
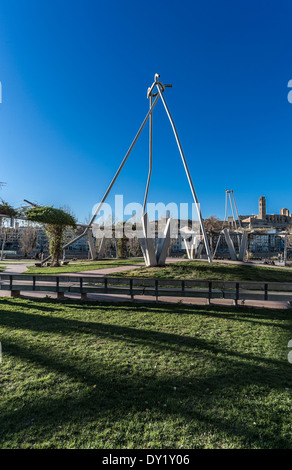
[0,288,290,309]
[1,264,30,275]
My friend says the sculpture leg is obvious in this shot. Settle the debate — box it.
[139,213,157,267]
[87,229,97,260]
[156,218,172,265]
[223,228,237,261]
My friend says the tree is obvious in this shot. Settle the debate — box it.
[203,216,223,234]
[115,222,129,259]
[25,206,76,266]
[0,200,18,259]
[128,236,142,257]
[19,226,38,257]
[0,199,18,218]
[203,216,224,256]
[0,226,9,260]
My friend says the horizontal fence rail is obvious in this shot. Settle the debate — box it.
[0,273,292,305]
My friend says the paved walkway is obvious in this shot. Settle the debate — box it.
[68,263,145,276]
[1,263,30,274]
[0,288,289,309]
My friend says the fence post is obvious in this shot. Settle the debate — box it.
[80,277,87,300]
[264,283,268,301]
[181,280,185,297]
[130,279,134,300]
[155,280,159,302]
[56,276,64,299]
[208,281,212,305]
[234,283,239,306]
[9,275,20,298]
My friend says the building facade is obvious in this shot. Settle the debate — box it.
[241,196,292,230]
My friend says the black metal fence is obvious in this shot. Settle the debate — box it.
[0,273,292,305]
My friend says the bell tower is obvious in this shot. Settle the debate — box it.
[259,196,266,219]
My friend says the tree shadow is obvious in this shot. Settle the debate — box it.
[0,300,291,360]
[1,335,291,449]
[3,297,291,331]
[0,298,292,448]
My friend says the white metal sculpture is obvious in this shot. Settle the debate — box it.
[182,230,204,260]
[213,190,247,261]
[42,74,212,266]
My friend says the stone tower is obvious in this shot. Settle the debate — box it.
[259,196,266,219]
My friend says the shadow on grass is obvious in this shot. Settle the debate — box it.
[0,303,290,363]
[2,296,291,330]
[0,297,292,448]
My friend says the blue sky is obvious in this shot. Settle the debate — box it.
[1,0,292,223]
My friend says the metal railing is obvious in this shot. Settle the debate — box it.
[0,273,292,305]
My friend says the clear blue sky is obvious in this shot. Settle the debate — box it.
[1,0,292,223]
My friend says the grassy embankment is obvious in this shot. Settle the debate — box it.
[109,260,292,283]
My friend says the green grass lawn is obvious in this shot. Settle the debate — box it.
[0,297,292,449]
[110,260,292,283]
[25,258,143,275]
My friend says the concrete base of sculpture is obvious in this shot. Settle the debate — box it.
[139,213,171,267]
[238,230,248,261]
[87,228,98,260]
[214,229,249,262]
[223,228,237,261]
[184,236,203,260]
[97,235,107,259]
